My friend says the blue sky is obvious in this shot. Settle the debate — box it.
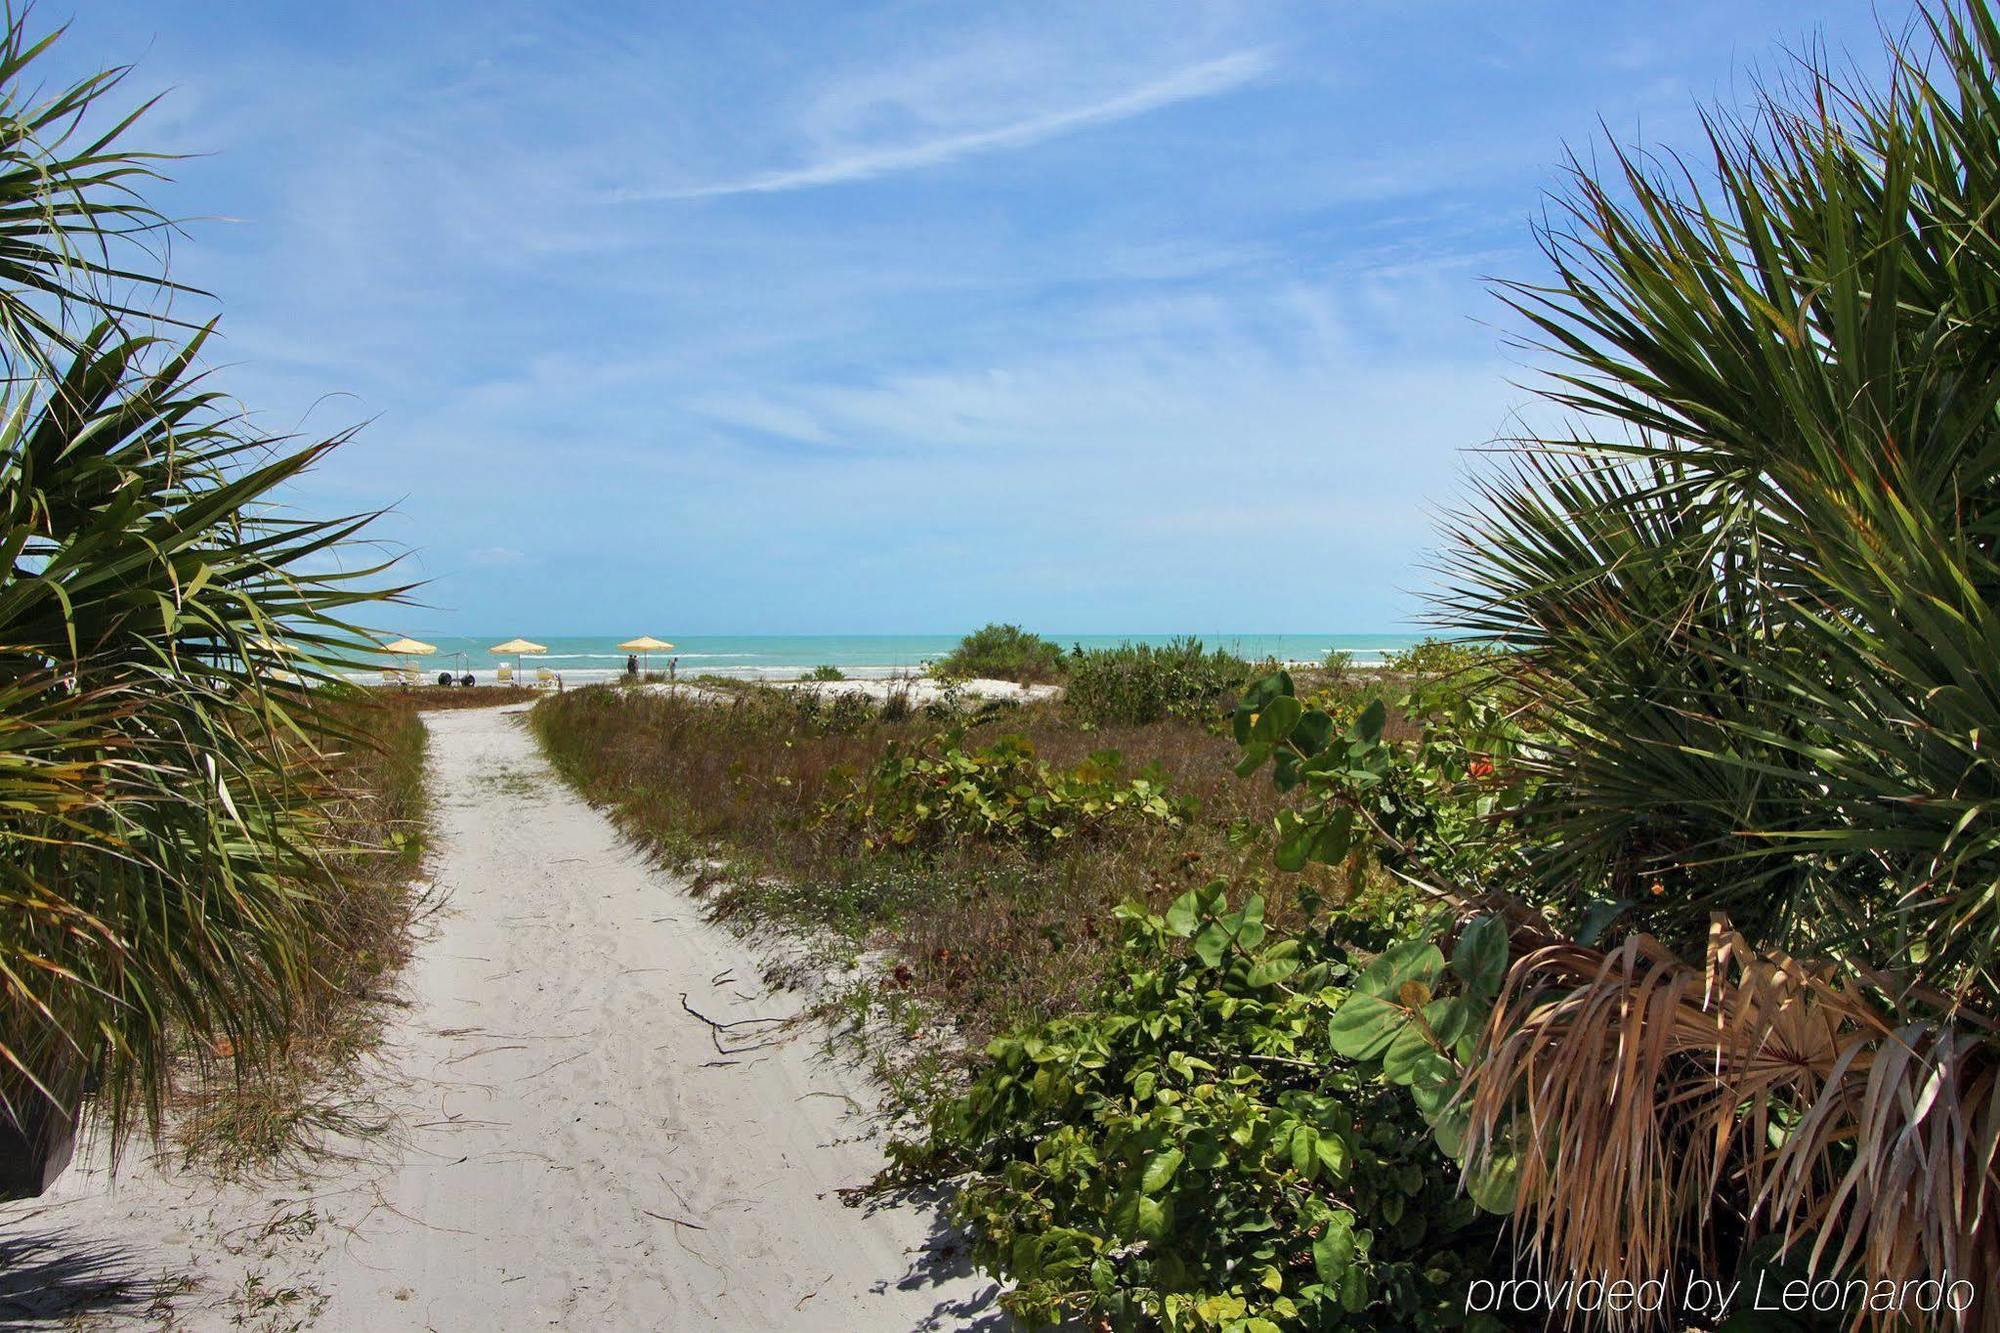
[54,1,1903,635]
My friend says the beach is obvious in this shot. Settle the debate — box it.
[354,633,1418,690]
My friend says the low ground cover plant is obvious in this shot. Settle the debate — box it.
[894,884,1512,1332]
[829,732,1186,851]
[534,676,1525,1325]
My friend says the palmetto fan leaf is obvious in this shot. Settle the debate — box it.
[1463,919,2000,1324]
[0,319,400,1153]
[1443,3,2000,997]
[0,12,399,1188]
[0,13,193,372]
[1429,0,2000,1319]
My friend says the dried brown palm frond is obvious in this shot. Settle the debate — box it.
[1464,916,2000,1329]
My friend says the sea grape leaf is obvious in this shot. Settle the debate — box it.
[1252,695,1303,743]
[1351,941,1443,999]
[1353,698,1387,744]
[1452,915,1509,1000]
[1141,1148,1184,1195]
[1291,710,1333,756]
[1328,992,1405,1059]
[1312,1212,1356,1283]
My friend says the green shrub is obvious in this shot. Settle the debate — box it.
[895,884,1512,1331]
[935,623,1067,683]
[827,731,1183,852]
[1378,638,1497,678]
[1063,638,1261,727]
[806,663,846,681]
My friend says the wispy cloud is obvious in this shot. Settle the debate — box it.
[624,50,1272,201]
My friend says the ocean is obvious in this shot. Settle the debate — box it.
[356,633,1426,687]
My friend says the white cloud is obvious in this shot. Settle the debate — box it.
[622,50,1272,201]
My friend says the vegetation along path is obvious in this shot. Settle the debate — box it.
[1,703,1000,1330]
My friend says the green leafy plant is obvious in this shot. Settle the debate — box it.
[1232,670,1540,903]
[806,663,847,681]
[897,885,1513,1331]
[1377,639,1498,680]
[829,731,1185,851]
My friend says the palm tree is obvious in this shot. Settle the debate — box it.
[0,14,396,1192]
[1440,0,2000,1317]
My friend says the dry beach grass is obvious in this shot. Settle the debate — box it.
[529,675,1415,1102]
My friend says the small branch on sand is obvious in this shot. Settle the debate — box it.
[642,1209,707,1231]
[519,1050,587,1080]
[678,993,792,1030]
[798,1089,865,1115]
[795,1272,834,1310]
[679,992,798,1055]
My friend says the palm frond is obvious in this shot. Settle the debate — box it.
[1464,917,2000,1329]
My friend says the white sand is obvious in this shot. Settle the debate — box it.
[778,677,1059,706]
[0,705,1005,1330]
[636,677,1059,709]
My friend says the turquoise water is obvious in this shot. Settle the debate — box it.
[358,633,1424,685]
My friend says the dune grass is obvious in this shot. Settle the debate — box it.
[165,691,429,1174]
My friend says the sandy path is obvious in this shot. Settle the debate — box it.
[0,705,1004,1331]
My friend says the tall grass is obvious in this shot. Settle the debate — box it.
[171,690,428,1174]
[531,686,1358,1068]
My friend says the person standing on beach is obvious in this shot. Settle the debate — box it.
[669,656,678,681]
[626,653,639,676]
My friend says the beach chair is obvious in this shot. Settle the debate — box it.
[381,667,410,688]
[496,663,513,684]
[535,667,560,692]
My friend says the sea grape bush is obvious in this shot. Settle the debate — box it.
[1063,637,1266,728]
[1233,671,1540,904]
[826,731,1185,851]
[1378,638,1501,680]
[934,622,1067,683]
[899,884,1514,1331]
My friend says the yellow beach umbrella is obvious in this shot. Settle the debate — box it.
[617,635,675,672]
[489,638,547,681]
[380,636,437,685]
